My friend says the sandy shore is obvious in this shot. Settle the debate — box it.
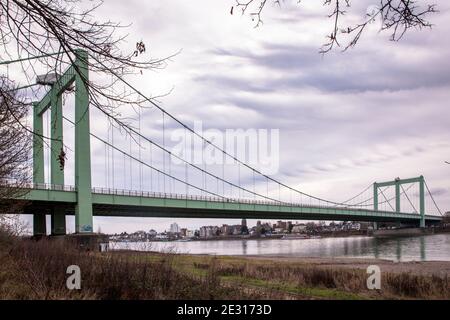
[238,255,450,278]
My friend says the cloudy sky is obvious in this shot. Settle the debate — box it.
[10,0,450,233]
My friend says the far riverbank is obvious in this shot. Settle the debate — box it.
[110,233,450,262]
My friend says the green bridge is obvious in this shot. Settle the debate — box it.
[1,50,443,236]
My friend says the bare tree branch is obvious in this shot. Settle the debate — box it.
[232,0,437,53]
[0,0,174,137]
[0,76,32,220]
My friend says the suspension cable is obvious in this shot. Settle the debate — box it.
[91,112,286,204]
[333,183,373,207]
[349,184,415,208]
[424,179,443,216]
[401,184,418,213]
[0,52,62,66]
[379,188,395,211]
[63,116,225,200]
[87,52,376,207]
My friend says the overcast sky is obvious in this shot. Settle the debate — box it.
[10,0,450,233]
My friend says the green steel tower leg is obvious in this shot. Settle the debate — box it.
[395,180,401,213]
[419,176,425,228]
[32,103,46,236]
[395,179,401,227]
[373,183,378,230]
[74,49,93,233]
[50,92,66,235]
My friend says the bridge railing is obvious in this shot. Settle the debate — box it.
[2,180,433,217]
[0,180,76,192]
[89,187,392,213]
[89,188,435,218]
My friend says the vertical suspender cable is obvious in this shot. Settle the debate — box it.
[139,107,142,191]
[112,123,114,189]
[104,143,108,188]
[202,139,205,197]
[162,112,166,194]
[150,140,153,192]
[222,151,225,198]
[238,163,241,199]
[129,133,133,189]
[106,122,110,189]
[253,170,256,201]
[123,152,126,190]
[185,128,188,196]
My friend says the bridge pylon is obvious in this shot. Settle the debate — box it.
[373,176,426,228]
[32,49,93,236]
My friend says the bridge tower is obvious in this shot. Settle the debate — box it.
[33,50,93,236]
[373,176,426,228]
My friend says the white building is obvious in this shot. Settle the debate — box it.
[200,226,218,238]
[292,224,307,234]
[186,230,195,238]
[170,223,181,234]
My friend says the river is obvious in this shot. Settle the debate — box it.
[111,233,450,262]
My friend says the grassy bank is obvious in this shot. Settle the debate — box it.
[171,254,449,300]
[0,236,449,300]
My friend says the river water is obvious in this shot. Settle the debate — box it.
[111,233,450,262]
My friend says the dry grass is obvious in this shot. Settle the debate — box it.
[0,236,256,300]
[192,257,450,300]
[1,233,449,300]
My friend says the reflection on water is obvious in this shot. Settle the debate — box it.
[112,233,450,262]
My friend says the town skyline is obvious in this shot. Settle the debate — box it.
[109,219,368,240]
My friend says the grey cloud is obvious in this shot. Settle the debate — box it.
[206,41,450,93]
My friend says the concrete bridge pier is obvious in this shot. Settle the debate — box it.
[51,209,66,236]
[33,214,47,237]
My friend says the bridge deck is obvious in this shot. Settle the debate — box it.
[7,186,442,223]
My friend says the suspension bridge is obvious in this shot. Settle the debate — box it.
[0,50,444,236]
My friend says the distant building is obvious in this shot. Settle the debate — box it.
[272,221,292,233]
[170,223,180,234]
[351,223,361,231]
[292,224,307,234]
[155,233,169,240]
[221,224,232,235]
[148,229,157,238]
[261,223,272,234]
[274,228,284,234]
[232,225,241,235]
[358,222,370,231]
[134,231,147,240]
[200,226,219,238]
[276,221,287,230]
[443,212,450,226]
[186,230,195,238]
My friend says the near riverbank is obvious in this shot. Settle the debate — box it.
[152,252,450,299]
[235,255,450,278]
[1,236,449,300]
